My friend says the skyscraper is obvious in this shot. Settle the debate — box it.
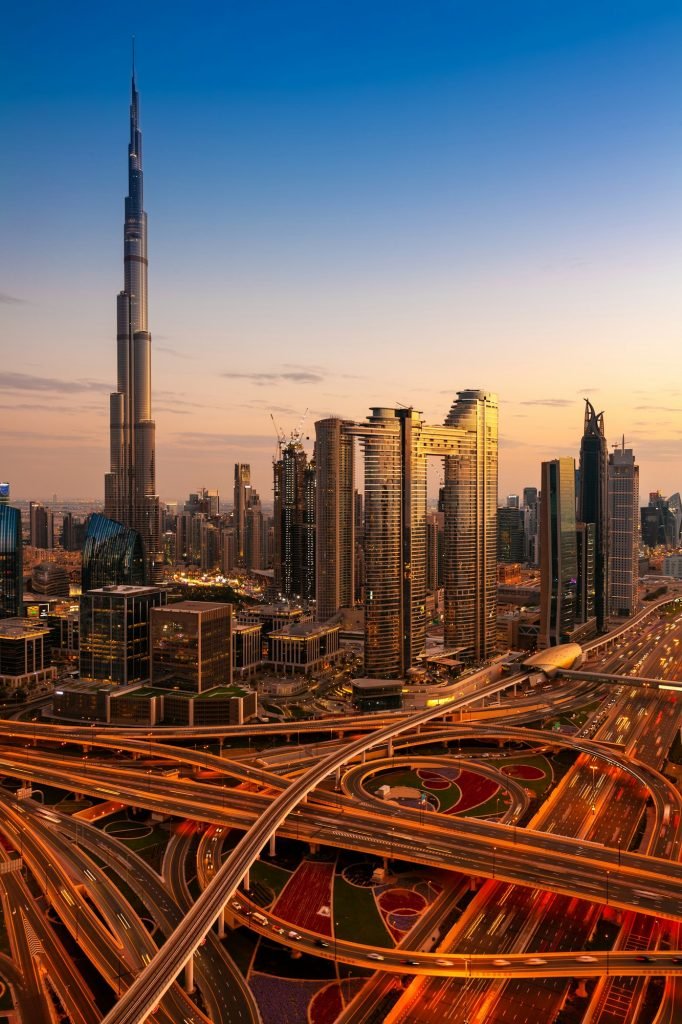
[539,458,578,647]
[81,513,146,593]
[443,390,499,663]
[273,440,316,602]
[315,418,355,621]
[104,59,160,580]
[346,391,497,676]
[578,400,609,631]
[0,505,22,620]
[29,502,54,549]
[233,464,251,566]
[608,446,639,617]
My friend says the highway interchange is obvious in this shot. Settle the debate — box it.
[0,596,681,1023]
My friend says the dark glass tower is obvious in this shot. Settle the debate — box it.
[578,400,609,631]
[0,505,23,620]
[82,513,145,593]
[104,58,160,580]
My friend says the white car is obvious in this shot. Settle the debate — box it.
[435,959,453,967]
[577,955,597,963]
[493,958,511,966]
[367,952,385,961]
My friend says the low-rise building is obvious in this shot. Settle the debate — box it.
[0,618,57,692]
[266,622,341,674]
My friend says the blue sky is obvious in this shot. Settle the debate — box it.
[2,1,682,502]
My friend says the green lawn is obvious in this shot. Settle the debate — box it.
[251,860,291,895]
[333,875,392,948]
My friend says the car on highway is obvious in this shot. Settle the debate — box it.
[525,958,547,965]
[402,959,420,966]
[315,939,330,948]
[231,901,242,911]
[635,955,651,963]
[367,952,385,961]
[493,958,511,966]
[287,930,302,940]
[435,959,453,967]
[577,955,597,962]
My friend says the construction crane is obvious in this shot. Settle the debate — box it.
[270,413,286,453]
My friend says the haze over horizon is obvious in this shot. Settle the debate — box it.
[3,1,682,505]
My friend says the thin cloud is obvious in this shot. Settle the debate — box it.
[519,398,573,408]
[156,345,192,360]
[634,405,681,413]
[222,370,324,385]
[169,432,276,450]
[0,292,26,304]
[0,372,108,394]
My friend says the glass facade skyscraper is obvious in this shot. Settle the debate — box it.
[79,585,166,685]
[540,458,578,647]
[82,513,145,593]
[104,61,160,579]
[608,447,639,617]
[315,418,356,622]
[0,505,22,620]
[273,441,316,602]
[578,400,609,632]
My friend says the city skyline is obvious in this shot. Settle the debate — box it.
[3,3,682,503]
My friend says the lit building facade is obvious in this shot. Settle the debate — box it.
[608,447,639,616]
[82,513,145,593]
[443,390,499,663]
[151,600,232,691]
[273,441,315,602]
[540,458,578,647]
[104,63,160,579]
[315,418,355,621]
[343,390,497,676]
[0,505,22,620]
[233,463,251,565]
[79,585,166,685]
[578,400,609,631]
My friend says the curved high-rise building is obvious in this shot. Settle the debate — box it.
[82,514,145,593]
[104,59,160,580]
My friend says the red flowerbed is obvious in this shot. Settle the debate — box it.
[501,763,545,780]
[273,860,334,935]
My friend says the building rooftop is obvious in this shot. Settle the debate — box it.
[0,618,51,641]
[87,585,162,596]
[233,621,262,633]
[195,685,248,700]
[352,678,405,690]
[157,600,233,614]
[268,622,338,639]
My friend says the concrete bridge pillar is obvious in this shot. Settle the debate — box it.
[217,908,226,938]
[575,980,588,998]
[269,832,276,857]
[387,739,394,758]
[309,842,320,855]
[335,767,341,787]
[243,868,250,890]
[184,955,194,993]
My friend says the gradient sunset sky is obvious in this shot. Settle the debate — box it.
[2,1,682,505]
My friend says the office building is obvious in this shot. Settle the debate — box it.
[497,507,524,563]
[0,484,9,506]
[104,61,160,579]
[315,418,355,621]
[29,502,54,549]
[608,447,639,616]
[539,458,578,647]
[506,494,520,509]
[0,618,57,692]
[523,486,538,508]
[31,562,70,597]
[578,400,609,631]
[273,440,316,602]
[0,505,23,620]
[79,585,166,685]
[151,600,232,691]
[641,492,679,548]
[575,521,596,628]
[234,464,251,565]
[82,513,146,593]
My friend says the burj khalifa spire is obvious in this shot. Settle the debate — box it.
[104,51,160,579]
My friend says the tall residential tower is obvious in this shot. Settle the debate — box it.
[578,400,609,631]
[104,60,160,580]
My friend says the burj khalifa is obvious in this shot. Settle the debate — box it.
[104,58,160,579]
